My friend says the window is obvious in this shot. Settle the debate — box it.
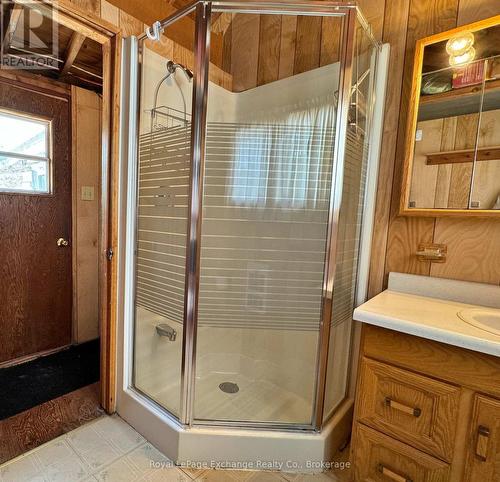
[230,97,336,209]
[0,110,52,194]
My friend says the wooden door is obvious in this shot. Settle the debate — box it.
[464,395,500,481]
[0,79,72,363]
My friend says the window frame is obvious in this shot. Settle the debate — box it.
[0,108,53,196]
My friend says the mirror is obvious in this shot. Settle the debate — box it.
[401,15,500,215]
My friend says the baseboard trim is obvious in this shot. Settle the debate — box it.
[0,345,71,369]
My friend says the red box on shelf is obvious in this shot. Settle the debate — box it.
[452,60,485,89]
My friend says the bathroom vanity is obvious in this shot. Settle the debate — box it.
[350,273,500,481]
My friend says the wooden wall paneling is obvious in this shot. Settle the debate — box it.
[118,8,143,36]
[222,16,232,74]
[71,0,101,17]
[173,43,195,73]
[434,116,456,208]
[369,0,500,294]
[106,0,194,52]
[447,113,478,208]
[148,29,175,63]
[72,86,102,343]
[472,110,500,208]
[319,16,341,67]
[384,217,436,275]
[383,0,460,282]
[457,0,500,25]
[257,15,281,86]
[367,0,411,298]
[278,14,297,80]
[430,218,500,284]
[209,35,224,71]
[293,15,321,75]
[231,13,260,92]
[100,0,119,27]
[409,118,443,208]
[427,1,500,288]
[356,0,386,41]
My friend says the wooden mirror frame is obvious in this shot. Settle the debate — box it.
[400,14,500,217]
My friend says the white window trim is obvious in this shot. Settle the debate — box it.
[0,108,53,195]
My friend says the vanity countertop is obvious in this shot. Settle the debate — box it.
[354,289,500,357]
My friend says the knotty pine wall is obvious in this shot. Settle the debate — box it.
[71,0,500,291]
[226,14,342,92]
[365,0,500,294]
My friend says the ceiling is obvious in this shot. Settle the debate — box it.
[1,1,103,91]
[106,0,229,73]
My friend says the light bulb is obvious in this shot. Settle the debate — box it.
[449,46,476,66]
[446,31,474,56]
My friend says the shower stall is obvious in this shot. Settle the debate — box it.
[118,0,388,466]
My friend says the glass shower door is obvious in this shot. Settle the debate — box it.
[132,20,195,419]
[193,11,345,426]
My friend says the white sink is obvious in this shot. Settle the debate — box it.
[458,308,500,336]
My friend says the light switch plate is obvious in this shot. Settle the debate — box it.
[81,185,95,201]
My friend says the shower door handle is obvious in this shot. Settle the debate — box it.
[156,323,177,341]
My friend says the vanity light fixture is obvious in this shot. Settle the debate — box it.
[446,31,475,66]
[449,46,476,66]
[446,31,475,56]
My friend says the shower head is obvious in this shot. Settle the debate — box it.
[167,60,194,81]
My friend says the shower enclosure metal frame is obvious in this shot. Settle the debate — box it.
[129,0,380,432]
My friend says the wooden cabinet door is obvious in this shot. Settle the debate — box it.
[464,395,500,481]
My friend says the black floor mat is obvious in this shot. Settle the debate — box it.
[0,339,100,420]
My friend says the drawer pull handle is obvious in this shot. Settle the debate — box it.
[385,397,422,418]
[377,464,413,482]
[475,425,490,461]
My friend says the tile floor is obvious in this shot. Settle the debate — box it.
[0,415,351,482]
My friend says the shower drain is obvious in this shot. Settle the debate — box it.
[219,382,239,394]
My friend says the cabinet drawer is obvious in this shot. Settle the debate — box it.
[353,423,450,482]
[356,358,461,462]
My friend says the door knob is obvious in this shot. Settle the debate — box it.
[57,238,69,247]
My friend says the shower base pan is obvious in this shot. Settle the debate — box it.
[117,388,353,472]
[149,371,312,425]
